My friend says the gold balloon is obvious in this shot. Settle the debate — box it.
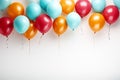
[7,2,24,19]
[24,21,37,40]
[60,0,75,14]
[89,13,105,33]
[53,16,68,36]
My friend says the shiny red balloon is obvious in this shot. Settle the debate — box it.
[102,5,119,25]
[0,17,13,37]
[35,14,52,35]
[75,0,92,18]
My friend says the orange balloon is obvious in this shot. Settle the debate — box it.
[53,16,68,36]
[24,21,37,40]
[60,0,75,14]
[89,13,105,33]
[7,2,24,19]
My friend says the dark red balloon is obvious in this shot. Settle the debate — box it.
[0,17,13,37]
[102,5,119,25]
[75,0,92,18]
[35,14,52,35]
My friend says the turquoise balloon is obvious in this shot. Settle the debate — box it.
[66,12,81,30]
[92,0,106,12]
[113,0,120,9]
[0,0,11,10]
[39,0,51,11]
[47,2,62,19]
[27,0,38,3]
[26,2,42,20]
[14,16,30,34]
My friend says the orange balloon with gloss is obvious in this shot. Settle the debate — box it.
[53,16,68,36]
[60,0,75,14]
[89,13,105,33]
[7,2,24,19]
[24,21,37,40]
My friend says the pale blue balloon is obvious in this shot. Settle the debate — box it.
[27,0,38,3]
[0,0,11,10]
[39,0,51,11]
[47,2,62,19]
[14,16,30,34]
[66,12,81,30]
[92,0,106,12]
[26,2,42,20]
[113,0,120,9]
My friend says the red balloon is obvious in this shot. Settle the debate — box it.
[0,17,13,37]
[35,14,52,35]
[102,5,119,25]
[75,0,92,18]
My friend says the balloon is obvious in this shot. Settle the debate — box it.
[27,0,38,3]
[14,15,30,34]
[102,5,119,25]
[39,0,51,11]
[60,0,75,14]
[26,2,42,20]
[75,0,92,18]
[113,0,120,9]
[24,21,37,40]
[47,2,62,19]
[91,0,106,12]
[35,14,52,35]
[53,16,68,36]
[66,12,81,30]
[7,2,24,19]
[0,17,13,37]
[89,13,105,33]
[0,0,11,10]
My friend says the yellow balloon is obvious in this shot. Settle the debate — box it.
[60,0,75,14]
[89,13,105,33]
[53,16,68,36]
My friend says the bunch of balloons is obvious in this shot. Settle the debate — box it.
[0,0,120,40]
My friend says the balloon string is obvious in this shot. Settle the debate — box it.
[39,34,43,45]
[28,40,31,56]
[6,37,9,48]
[108,25,111,40]
[58,36,61,55]
[93,32,96,48]
[21,37,24,49]
[13,31,15,39]
[80,26,83,34]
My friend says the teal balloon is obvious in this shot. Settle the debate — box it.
[0,0,11,10]
[27,0,38,3]
[47,2,62,19]
[26,2,42,20]
[14,16,30,34]
[113,0,120,9]
[66,12,81,30]
[92,0,106,12]
[39,0,51,11]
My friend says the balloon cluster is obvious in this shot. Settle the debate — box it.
[0,0,120,40]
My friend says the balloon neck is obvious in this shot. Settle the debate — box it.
[6,35,8,38]
[42,33,44,35]
[58,35,60,37]
[109,24,111,26]
[72,29,75,31]
[94,32,96,34]
[81,16,84,18]
[0,10,4,12]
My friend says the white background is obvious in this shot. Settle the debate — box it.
[0,0,120,80]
